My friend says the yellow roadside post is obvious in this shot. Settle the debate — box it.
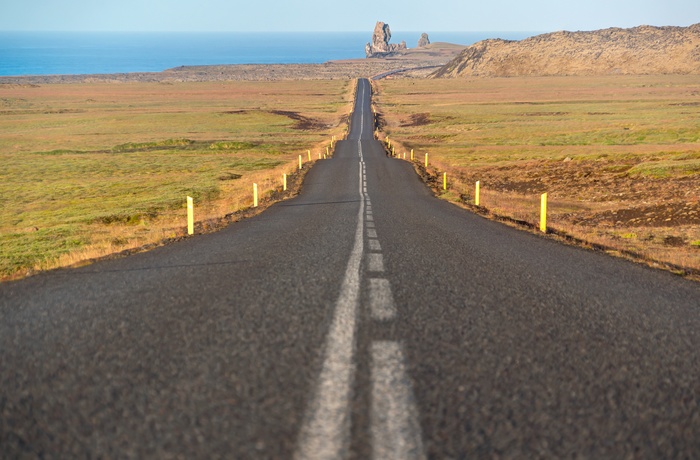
[475,181,480,206]
[425,153,429,168]
[187,196,194,235]
[326,146,329,157]
[283,174,287,191]
[411,149,414,161]
[392,146,395,157]
[308,150,311,162]
[299,154,302,170]
[318,152,321,160]
[253,183,258,207]
[443,172,447,190]
[540,193,548,233]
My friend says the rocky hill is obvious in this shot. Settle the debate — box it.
[434,23,700,77]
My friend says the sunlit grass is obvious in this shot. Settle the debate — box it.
[376,75,700,273]
[0,80,353,279]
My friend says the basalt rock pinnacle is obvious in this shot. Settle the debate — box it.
[365,21,407,58]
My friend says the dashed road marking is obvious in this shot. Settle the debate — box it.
[371,341,426,460]
[368,279,397,321]
[367,253,385,272]
[297,79,424,459]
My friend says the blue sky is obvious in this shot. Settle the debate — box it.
[2,0,698,32]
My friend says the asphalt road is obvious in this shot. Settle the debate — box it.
[2,78,700,459]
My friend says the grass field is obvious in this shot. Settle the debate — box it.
[0,80,353,279]
[374,75,700,275]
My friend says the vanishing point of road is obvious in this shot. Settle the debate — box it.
[2,79,700,458]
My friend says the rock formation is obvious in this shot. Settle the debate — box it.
[433,23,700,77]
[365,21,407,58]
[417,33,430,48]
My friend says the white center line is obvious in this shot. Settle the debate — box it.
[368,239,381,251]
[368,279,397,321]
[295,160,365,460]
[367,229,378,239]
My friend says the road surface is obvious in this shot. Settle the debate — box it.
[2,78,700,458]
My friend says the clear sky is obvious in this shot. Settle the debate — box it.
[2,0,698,33]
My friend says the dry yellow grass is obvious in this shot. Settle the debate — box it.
[374,75,700,276]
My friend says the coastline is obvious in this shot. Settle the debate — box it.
[0,43,466,84]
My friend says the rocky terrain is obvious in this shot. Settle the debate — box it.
[434,23,700,77]
[365,21,407,58]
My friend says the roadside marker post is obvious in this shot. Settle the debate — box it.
[443,172,447,190]
[283,174,287,191]
[425,153,429,168]
[540,193,548,233]
[392,146,395,157]
[187,196,194,235]
[299,155,302,170]
[475,181,480,206]
[403,152,406,159]
[326,146,330,157]
[318,152,321,160]
[411,149,414,161]
[253,183,258,207]
[308,150,311,162]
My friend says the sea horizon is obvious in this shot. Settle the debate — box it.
[0,31,539,77]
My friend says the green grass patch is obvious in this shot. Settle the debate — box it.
[0,80,351,278]
[0,225,88,275]
[209,141,258,150]
[627,160,700,178]
[112,138,196,152]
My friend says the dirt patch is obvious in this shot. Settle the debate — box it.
[222,109,327,130]
[664,235,688,247]
[270,110,328,130]
[468,159,700,205]
[571,202,700,227]
[401,112,431,126]
[518,111,570,117]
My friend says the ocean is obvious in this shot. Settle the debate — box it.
[0,31,537,77]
